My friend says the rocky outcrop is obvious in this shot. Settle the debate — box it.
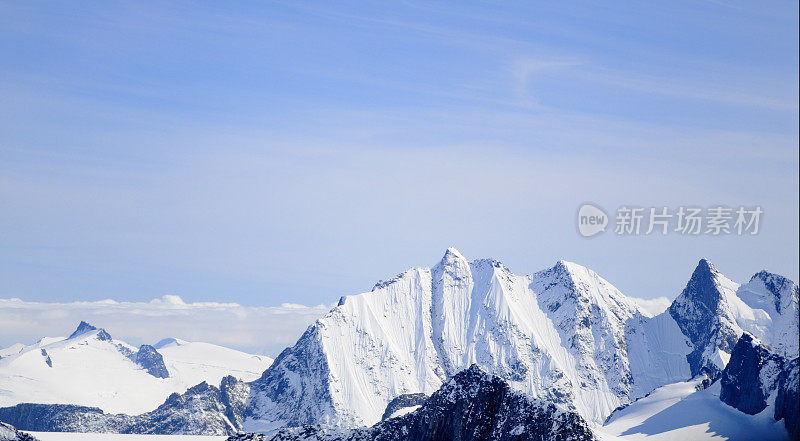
[244,365,597,441]
[134,345,169,379]
[0,403,123,433]
[719,333,799,439]
[774,358,799,440]
[669,259,743,378]
[40,349,52,368]
[719,333,783,414]
[68,321,111,341]
[0,376,250,435]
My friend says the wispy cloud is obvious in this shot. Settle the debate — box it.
[0,296,332,356]
[630,296,673,316]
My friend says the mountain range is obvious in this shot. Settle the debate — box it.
[0,321,272,414]
[0,248,797,440]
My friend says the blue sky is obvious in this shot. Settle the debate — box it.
[1,0,798,312]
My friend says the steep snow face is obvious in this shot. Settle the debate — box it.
[736,271,799,358]
[669,260,799,377]
[245,249,690,428]
[0,324,272,415]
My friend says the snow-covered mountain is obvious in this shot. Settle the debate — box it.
[1,249,797,440]
[243,249,797,433]
[0,322,272,414]
[237,365,596,441]
[153,337,273,390]
[669,259,799,378]
[246,250,677,429]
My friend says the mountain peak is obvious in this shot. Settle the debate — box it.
[67,321,111,341]
[440,247,466,263]
[669,258,743,377]
[695,258,718,275]
[68,321,96,338]
[682,258,725,310]
[433,247,470,282]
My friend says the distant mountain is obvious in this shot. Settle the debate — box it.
[0,322,273,414]
[231,365,596,441]
[0,376,249,436]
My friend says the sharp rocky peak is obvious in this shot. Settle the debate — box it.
[437,247,469,268]
[67,321,111,341]
[669,258,742,378]
[747,270,798,314]
[676,258,726,311]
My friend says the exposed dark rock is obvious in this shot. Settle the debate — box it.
[246,326,335,427]
[669,259,741,378]
[381,393,427,420]
[40,349,52,368]
[0,403,123,433]
[67,321,112,341]
[0,377,251,436]
[774,358,799,441]
[719,333,799,439]
[750,270,797,315]
[249,365,597,441]
[68,321,98,339]
[134,345,169,379]
[720,333,783,415]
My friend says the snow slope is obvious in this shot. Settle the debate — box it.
[601,378,789,441]
[0,326,272,415]
[154,338,272,388]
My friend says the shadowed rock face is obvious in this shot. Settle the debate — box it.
[243,365,597,441]
[67,321,99,339]
[134,345,169,379]
[774,358,799,441]
[669,259,741,378]
[720,333,783,415]
[719,333,799,439]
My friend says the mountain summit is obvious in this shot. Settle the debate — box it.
[248,249,688,428]
[67,321,111,341]
[1,250,796,440]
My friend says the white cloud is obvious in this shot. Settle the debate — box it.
[0,296,332,357]
[630,296,673,317]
